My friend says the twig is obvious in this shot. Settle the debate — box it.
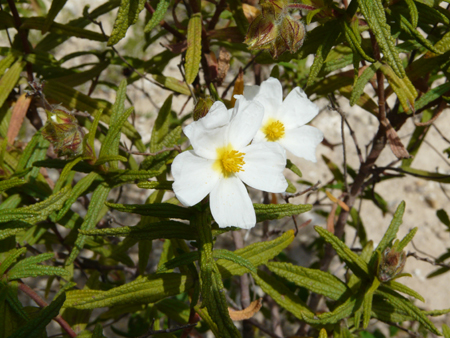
[407,252,450,269]
[119,146,182,156]
[432,124,450,144]
[423,139,450,167]
[385,321,423,338]
[0,3,13,46]
[18,282,77,337]
[177,60,197,104]
[221,52,262,99]
[284,181,321,202]
[137,321,197,338]
[328,95,349,192]
[439,182,450,201]
[208,0,227,30]
[247,318,283,338]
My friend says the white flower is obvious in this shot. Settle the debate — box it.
[242,77,323,162]
[172,97,288,229]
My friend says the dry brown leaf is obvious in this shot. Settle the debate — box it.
[382,120,411,159]
[230,67,244,107]
[325,191,350,212]
[216,47,230,86]
[7,94,31,144]
[242,4,260,23]
[228,298,262,321]
[327,203,337,234]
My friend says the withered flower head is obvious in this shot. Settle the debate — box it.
[377,246,407,282]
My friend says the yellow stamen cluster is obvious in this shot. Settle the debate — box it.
[263,119,285,141]
[215,145,245,177]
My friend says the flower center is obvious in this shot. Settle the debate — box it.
[214,145,245,177]
[263,119,285,141]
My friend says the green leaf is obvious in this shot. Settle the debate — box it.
[0,54,16,77]
[8,294,66,338]
[341,19,375,63]
[150,94,173,152]
[443,325,450,338]
[286,159,302,177]
[437,209,450,229]
[268,262,349,300]
[0,248,27,276]
[108,0,146,46]
[80,220,197,241]
[404,0,418,27]
[375,287,440,335]
[106,201,193,220]
[53,157,83,193]
[357,0,405,77]
[144,0,171,33]
[64,273,193,309]
[93,323,107,338]
[307,21,341,87]
[21,17,106,41]
[0,59,25,109]
[156,251,200,273]
[227,0,249,36]
[362,278,380,328]
[217,230,295,278]
[66,183,111,266]
[137,180,173,190]
[414,82,450,113]
[185,13,202,85]
[254,203,312,222]
[152,75,191,95]
[7,252,69,280]
[396,227,417,251]
[350,62,381,106]
[95,154,128,166]
[42,0,68,34]
[402,109,433,167]
[385,280,424,302]
[56,172,102,221]
[322,155,345,182]
[380,64,417,113]
[398,167,450,183]
[315,226,370,277]
[213,249,256,273]
[86,109,103,159]
[374,201,405,255]
[0,178,27,193]
[252,269,314,321]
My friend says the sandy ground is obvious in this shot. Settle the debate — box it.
[3,0,450,335]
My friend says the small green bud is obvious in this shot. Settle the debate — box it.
[193,97,215,121]
[377,246,407,282]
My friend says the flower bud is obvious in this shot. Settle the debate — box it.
[377,246,407,282]
[245,0,306,59]
[42,106,85,158]
[193,97,215,121]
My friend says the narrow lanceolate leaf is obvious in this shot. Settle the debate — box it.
[254,203,312,222]
[66,183,111,266]
[95,155,128,166]
[213,249,257,273]
[375,287,440,335]
[341,19,375,63]
[106,202,193,220]
[286,159,302,177]
[7,93,32,144]
[0,209,38,223]
[0,178,27,193]
[307,21,341,87]
[64,273,193,309]
[350,62,381,106]
[80,220,198,241]
[217,230,295,278]
[185,13,202,85]
[315,226,370,277]
[149,94,173,152]
[144,0,171,33]
[357,0,405,78]
[0,59,25,109]
[137,181,173,190]
[404,0,418,28]
[381,64,417,113]
[157,251,200,273]
[267,262,349,300]
[53,157,83,193]
[228,299,262,321]
[21,17,106,41]
[385,280,424,302]
[397,227,417,251]
[315,293,362,325]
[319,328,328,338]
[374,201,405,255]
[252,269,315,321]
[227,0,249,35]
[8,294,66,338]
[152,75,191,95]
[7,262,70,280]
[414,82,450,113]
[399,167,450,183]
[443,325,450,338]
[0,53,15,76]
[108,0,146,46]
[363,278,380,328]
[0,248,27,276]
[42,0,68,34]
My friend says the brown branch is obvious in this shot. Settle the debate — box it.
[18,282,77,337]
[407,252,450,269]
[119,146,182,156]
[284,181,321,202]
[247,318,283,338]
[208,0,227,30]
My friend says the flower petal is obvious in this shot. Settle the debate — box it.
[210,176,256,229]
[243,85,260,100]
[227,97,264,149]
[277,87,319,128]
[245,77,283,118]
[278,125,323,162]
[238,142,287,193]
[184,123,228,159]
[172,151,220,206]
[198,101,232,129]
